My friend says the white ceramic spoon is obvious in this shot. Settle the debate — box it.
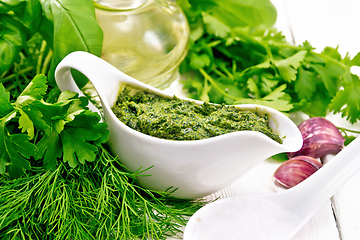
[184,136,360,240]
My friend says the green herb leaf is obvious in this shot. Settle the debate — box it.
[294,66,317,101]
[192,0,277,29]
[0,83,10,100]
[0,84,13,117]
[310,60,344,97]
[328,70,360,124]
[39,0,103,84]
[200,78,211,102]
[18,108,36,138]
[60,127,98,167]
[36,130,62,170]
[5,133,36,177]
[17,73,48,100]
[189,52,212,70]
[349,52,360,66]
[0,0,43,75]
[202,11,230,38]
[0,14,28,75]
[1,74,109,175]
[0,97,13,117]
[273,50,307,82]
[234,84,293,112]
[0,111,36,177]
[179,1,360,123]
[60,110,108,167]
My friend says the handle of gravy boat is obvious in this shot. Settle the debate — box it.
[54,51,161,112]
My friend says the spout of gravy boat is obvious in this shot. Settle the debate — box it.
[55,51,303,199]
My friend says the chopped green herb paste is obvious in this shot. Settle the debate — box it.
[112,89,282,143]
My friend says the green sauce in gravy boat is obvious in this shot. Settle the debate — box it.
[55,51,302,199]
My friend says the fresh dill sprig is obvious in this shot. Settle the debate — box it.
[0,145,206,240]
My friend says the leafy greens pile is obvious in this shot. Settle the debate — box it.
[0,75,205,239]
[178,0,360,124]
[0,0,205,239]
[3,0,360,238]
[0,0,102,90]
[0,74,109,177]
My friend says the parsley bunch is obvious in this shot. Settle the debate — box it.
[0,75,206,239]
[0,1,208,239]
[0,74,109,177]
[178,0,360,124]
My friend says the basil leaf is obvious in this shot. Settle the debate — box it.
[0,14,28,75]
[39,0,103,85]
[189,0,277,28]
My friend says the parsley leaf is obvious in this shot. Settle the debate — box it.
[0,111,36,177]
[294,66,317,101]
[35,130,62,170]
[273,50,307,82]
[0,74,109,176]
[61,126,98,168]
[59,110,108,168]
[328,68,360,123]
[189,52,212,69]
[0,83,10,100]
[202,12,230,38]
[18,74,48,100]
[234,84,293,112]
[0,85,13,117]
[178,0,360,123]
[310,60,344,97]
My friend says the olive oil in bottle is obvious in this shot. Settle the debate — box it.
[94,0,190,89]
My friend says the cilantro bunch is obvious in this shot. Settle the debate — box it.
[0,74,109,178]
[178,0,360,124]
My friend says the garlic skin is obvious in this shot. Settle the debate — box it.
[288,117,345,159]
[273,156,322,188]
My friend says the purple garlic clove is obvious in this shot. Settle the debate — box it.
[273,156,322,188]
[288,117,345,159]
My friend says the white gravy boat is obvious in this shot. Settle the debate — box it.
[55,51,302,199]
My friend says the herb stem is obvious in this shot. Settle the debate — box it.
[314,51,347,69]
[337,126,360,135]
[212,68,228,79]
[36,40,48,74]
[199,68,239,100]
[41,49,53,75]
[0,66,34,84]
[268,40,348,69]
[267,40,300,50]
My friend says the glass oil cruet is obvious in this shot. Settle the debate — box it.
[93,0,190,89]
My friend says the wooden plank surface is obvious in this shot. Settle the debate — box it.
[166,0,360,239]
[205,159,341,239]
[282,1,360,239]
